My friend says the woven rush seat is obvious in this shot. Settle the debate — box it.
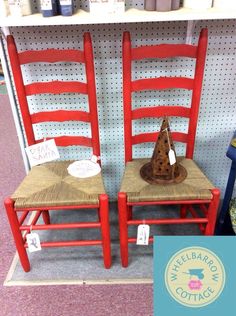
[120,157,214,203]
[12,161,106,209]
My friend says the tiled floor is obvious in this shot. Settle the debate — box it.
[0,94,153,316]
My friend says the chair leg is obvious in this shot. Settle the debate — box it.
[127,206,133,220]
[180,205,187,218]
[42,210,50,224]
[99,194,111,269]
[205,188,220,235]
[97,209,101,222]
[118,192,129,267]
[4,198,30,272]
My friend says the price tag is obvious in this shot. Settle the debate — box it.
[26,233,42,253]
[168,149,176,166]
[136,224,150,245]
[41,0,53,10]
[59,0,72,4]
[25,139,60,167]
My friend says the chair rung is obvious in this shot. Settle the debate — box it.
[15,204,99,211]
[19,49,85,65]
[128,199,212,206]
[131,44,197,60]
[20,222,101,231]
[128,237,154,243]
[19,211,29,225]
[128,218,208,225]
[25,240,102,248]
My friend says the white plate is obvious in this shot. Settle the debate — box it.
[67,160,101,178]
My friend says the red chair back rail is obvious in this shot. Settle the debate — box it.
[7,33,100,157]
[18,49,85,64]
[123,29,208,162]
[132,44,198,60]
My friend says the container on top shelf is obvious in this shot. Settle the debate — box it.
[172,0,180,10]
[156,0,172,12]
[144,0,156,11]
[89,0,125,15]
[8,0,32,16]
[0,0,9,17]
[58,0,74,16]
[144,0,181,11]
[213,0,236,9]
[183,0,213,10]
[40,0,58,17]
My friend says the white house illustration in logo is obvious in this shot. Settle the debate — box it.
[165,247,226,308]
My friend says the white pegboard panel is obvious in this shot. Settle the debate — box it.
[7,18,236,200]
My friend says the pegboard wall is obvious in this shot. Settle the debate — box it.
[6,13,236,200]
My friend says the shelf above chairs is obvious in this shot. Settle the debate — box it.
[1,7,236,28]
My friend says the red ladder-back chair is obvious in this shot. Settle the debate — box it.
[5,33,111,272]
[118,29,220,267]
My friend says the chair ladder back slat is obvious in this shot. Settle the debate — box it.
[31,110,90,124]
[7,35,35,146]
[36,136,92,147]
[132,131,188,145]
[123,32,133,163]
[84,32,101,158]
[131,44,198,60]
[186,28,208,158]
[132,106,191,120]
[18,49,85,65]
[132,77,194,92]
[25,81,88,96]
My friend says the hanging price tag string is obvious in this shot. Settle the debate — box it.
[162,127,176,166]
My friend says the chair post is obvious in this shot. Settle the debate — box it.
[4,198,30,272]
[205,188,220,235]
[180,205,187,218]
[83,32,101,158]
[118,192,129,267]
[186,28,208,159]
[123,31,133,163]
[42,210,50,225]
[127,206,133,220]
[99,194,111,269]
[7,35,35,146]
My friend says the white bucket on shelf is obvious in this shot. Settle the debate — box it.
[213,0,236,9]
[183,0,213,10]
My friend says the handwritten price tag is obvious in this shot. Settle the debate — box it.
[41,0,53,10]
[25,139,60,167]
[136,224,150,245]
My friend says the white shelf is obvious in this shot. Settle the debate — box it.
[1,7,236,27]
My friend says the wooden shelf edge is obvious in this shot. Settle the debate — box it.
[0,8,236,27]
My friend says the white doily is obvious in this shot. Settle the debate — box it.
[67,156,101,178]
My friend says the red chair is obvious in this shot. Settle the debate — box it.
[118,29,220,267]
[5,33,111,272]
